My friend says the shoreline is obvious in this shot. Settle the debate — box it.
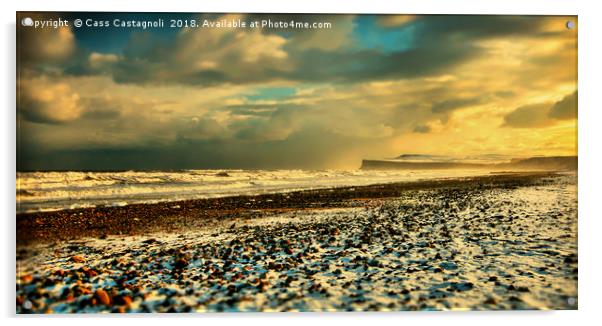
[18,171,558,246]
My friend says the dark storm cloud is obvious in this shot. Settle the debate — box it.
[549,91,577,120]
[108,29,287,86]
[18,126,381,171]
[414,15,552,41]
[107,23,479,86]
[81,98,123,120]
[288,43,479,83]
[18,79,83,124]
[503,91,578,128]
[18,84,124,125]
[286,15,558,84]
[503,103,552,128]
[20,14,558,87]
[431,97,483,114]
[230,105,305,142]
[176,117,227,141]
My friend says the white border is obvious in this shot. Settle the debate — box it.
[2,1,601,326]
[4,0,581,15]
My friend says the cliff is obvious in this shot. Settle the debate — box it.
[360,156,577,171]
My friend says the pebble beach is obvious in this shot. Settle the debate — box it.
[16,172,578,313]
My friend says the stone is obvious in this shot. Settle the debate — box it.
[70,255,85,263]
[439,261,458,270]
[115,295,133,306]
[94,289,111,306]
[174,258,189,270]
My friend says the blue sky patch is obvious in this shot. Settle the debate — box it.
[353,16,417,53]
[247,87,297,101]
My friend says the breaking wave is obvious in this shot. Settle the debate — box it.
[16,169,491,213]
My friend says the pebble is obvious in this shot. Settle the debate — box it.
[94,289,111,306]
[70,255,85,263]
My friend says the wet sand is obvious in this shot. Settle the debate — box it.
[16,172,578,312]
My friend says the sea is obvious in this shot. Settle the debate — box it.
[16,169,494,214]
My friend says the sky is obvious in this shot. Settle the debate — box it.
[17,13,578,170]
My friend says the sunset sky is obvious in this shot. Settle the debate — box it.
[17,13,577,170]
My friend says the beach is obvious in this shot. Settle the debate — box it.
[16,172,578,312]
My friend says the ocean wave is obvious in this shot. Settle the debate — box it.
[16,169,492,213]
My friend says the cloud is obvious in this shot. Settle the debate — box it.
[17,14,578,170]
[286,42,479,83]
[19,77,83,124]
[431,97,483,114]
[60,14,559,87]
[177,116,228,141]
[503,91,578,128]
[377,15,417,28]
[21,14,566,89]
[18,124,395,171]
[18,14,76,65]
[111,14,292,86]
[549,91,577,120]
[503,103,553,128]
[79,97,123,120]
[413,124,431,133]
[87,52,119,72]
[231,106,303,142]
[415,16,555,42]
